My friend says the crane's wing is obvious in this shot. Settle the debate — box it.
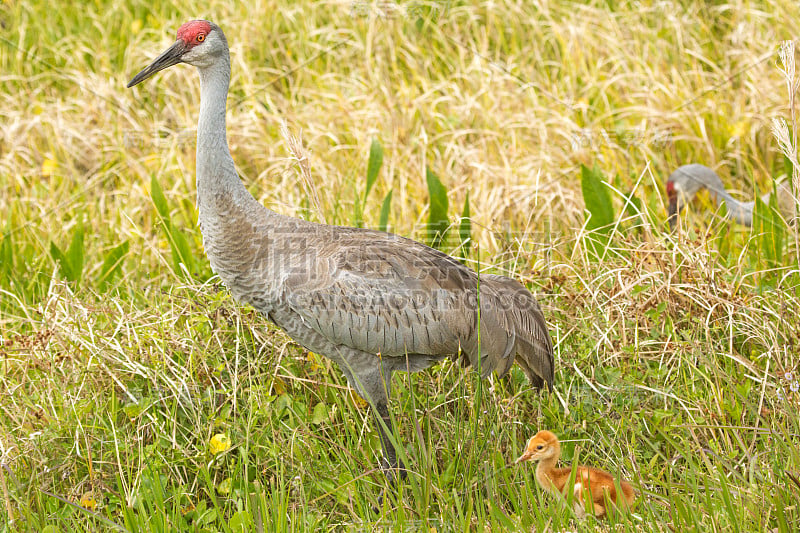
[281,229,474,357]
[479,274,553,386]
[279,226,554,386]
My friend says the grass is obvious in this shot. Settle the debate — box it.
[2,0,800,530]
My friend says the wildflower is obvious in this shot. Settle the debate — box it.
[209,433,231,455]
[80,492,97,511]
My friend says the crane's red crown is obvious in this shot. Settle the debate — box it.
[177,20,213,45]
[665,180,675,196]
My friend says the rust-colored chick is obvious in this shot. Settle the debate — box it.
[516,430,636,518]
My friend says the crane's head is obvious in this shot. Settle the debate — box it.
[666,178,679,230]
[515,430,560,464]
[666,164,714,230]
[127,20,226,88]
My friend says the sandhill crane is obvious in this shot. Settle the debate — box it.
[666,163,796,230]
[516,430,636,519]
[127,20,553,480]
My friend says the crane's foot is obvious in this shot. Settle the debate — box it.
[380,457,408,484]
[373,460,408,512]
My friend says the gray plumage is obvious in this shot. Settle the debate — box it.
[128,20,553,476]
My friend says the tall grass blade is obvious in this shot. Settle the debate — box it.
[623,190,644,229]
[0,229,13,280]
[784,154,793,181]
[97,240,130,290]
[66,218,84,282]
[717,470,741,533]
[459,192,471,261]
[365,138,383,200]
[580,164,615,259]
[426,168,449,249]
[753,190,784,268]
[49,241,72,279]
[151,175,195,277]
[379,189,392,232]
[49,220,84,284]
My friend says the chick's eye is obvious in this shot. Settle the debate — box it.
[196,33,205,43]
[536,445,544,450]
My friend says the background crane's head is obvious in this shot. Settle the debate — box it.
[127,20,226,88]
[666,164,712,230]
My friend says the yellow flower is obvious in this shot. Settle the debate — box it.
[41,158,58,176]
[209,433,231,455]
[80,492,97,511]
[131,19,143,34]
[306,352,324,372]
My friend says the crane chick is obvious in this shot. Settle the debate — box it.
[516,430,636,519]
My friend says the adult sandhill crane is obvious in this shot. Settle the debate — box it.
[127,20,553,479]
[666,163,796,230]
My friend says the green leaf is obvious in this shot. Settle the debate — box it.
[172,231,195,277]
[50,241,75,282]
[378,189,393,232]
[151,175,194,277]
[49,220,84,284]
[622,190,643,222]
[66,218,84,282]
[426,168,449,249]
[150,174,170,221]
[97,240,130,290]
[753,187,784,268]
[784,154,793,180]
[229,510,254,533]
[488,501,517,530]
[365,138,383,200]
[311,402,329,425]
[459,192,471,261]
[0,230,12,278]
[580,164,615,258]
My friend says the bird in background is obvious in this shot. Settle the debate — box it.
[516,430,636,519]
[127,20,554,481]
[666,163,797,230]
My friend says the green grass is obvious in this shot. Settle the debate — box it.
[2,0,800,530]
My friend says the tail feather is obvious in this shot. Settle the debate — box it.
[470,274,554,388]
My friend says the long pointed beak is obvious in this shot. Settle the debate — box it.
[667,196,678,231]
[127,40,188,88]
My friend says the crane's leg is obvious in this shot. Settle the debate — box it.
[374,401,407,483]
[338,353,406,492]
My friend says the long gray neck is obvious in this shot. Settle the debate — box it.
[683,166,755,226]
[195,53,261,214]
[704,177,755,226]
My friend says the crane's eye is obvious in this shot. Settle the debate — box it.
[536,445,544,450]
[196,33,206,43]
